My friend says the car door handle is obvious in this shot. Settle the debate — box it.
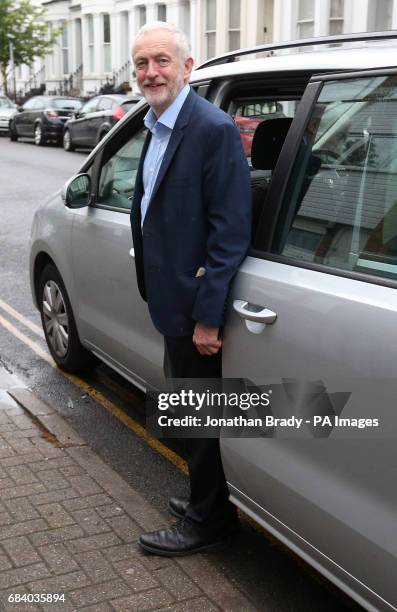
[233,300,277,324]
[129,248,135,258]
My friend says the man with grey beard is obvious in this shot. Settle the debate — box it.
[130,22,251,556]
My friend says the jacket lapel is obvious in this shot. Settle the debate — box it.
[147,89,197,206]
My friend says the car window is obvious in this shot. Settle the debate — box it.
[97,125,148,211]
[81,98,99,113]
[228,94,299,241]
[23,98,39,110]
[97,98,113,111]
[34,97,47,110]
[0,97,12,108]
[53,98,82,110]
[121,100,138,112]
[231,98,298,160]
[279,74,397,282]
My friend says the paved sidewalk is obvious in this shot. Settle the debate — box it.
[0,368,256,612]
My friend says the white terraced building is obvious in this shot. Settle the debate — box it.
[5,0,397,99]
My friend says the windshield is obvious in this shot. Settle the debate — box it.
[0,97,13,108]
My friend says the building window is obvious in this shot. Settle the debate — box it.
[61,21,69,75]
[87,15,94,73]
[157,4,166,21]
[329,0,344,35]
[205,0,216,59]
[297,0,314,39]
[103,13,111,73]
[137,6,146,28]
[368,0,392,31]
[228,0,240,51]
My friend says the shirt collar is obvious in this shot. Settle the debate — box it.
[144,84,190,132]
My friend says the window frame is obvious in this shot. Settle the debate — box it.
[259,66,397,292]
[103,13,111,74]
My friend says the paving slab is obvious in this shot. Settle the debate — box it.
[0,370,257,612]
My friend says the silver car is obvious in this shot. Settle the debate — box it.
[30,32,397,612]
[0,95,17,134]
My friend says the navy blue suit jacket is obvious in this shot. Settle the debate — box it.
[130,88,251,337]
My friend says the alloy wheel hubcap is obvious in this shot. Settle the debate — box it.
[42,280,69,357]
[35,125,41,144]
[64,131,70,149]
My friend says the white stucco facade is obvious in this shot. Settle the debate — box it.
[6,0,397,99]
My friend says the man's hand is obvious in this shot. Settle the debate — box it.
[193,322,222,356]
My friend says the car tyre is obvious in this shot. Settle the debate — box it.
[34,122,46,146]
[63,129,75,152]
[9,121,18,141]
[38,263,96,373]
[97,129,109,145]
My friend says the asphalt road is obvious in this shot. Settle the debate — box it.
[0,135,362,612]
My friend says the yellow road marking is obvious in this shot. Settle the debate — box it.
[0,304,266,534]
[0,298,44,338]
[0,311,187,474]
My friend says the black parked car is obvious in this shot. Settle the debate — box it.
[9,95,82,146]
[62,94,140,151]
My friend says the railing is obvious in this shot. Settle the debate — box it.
[15,65,45,104]
[98,59,133,94]
[56,64,84,96]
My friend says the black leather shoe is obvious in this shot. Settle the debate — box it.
[168,496,189,519]
[139,518,239,557]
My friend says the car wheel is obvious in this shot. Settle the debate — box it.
[9,121,18,141]
[38,263,96,373]
[63,129,75,152]
[97,129,109,145]
[34,123,46,146]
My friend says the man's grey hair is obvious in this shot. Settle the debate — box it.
[133,21,192,61]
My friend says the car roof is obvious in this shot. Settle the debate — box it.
[191,42,397,83]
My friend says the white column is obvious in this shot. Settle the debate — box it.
[166,0,179,23]
[349,0,369,31]
[93,13,102,75]
[69,20,76,73]
[189,0,197,60]
[56,20,63,80]
[243,0,258,47]
[392,0,397,28]
[194,0,204,64]
[216,0,227,55]
[315,0,330,37]
[274,0,295,41]
[81,15,89,75]
[146,2,157,23]
[111,12,118,71]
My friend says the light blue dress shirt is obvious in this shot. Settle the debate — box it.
[141,84,190,227]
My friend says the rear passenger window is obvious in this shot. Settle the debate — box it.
[279,75,397,281]
[230,98,298,162]
[228,95,300,240]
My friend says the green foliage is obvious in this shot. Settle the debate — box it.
[0,0,61,90]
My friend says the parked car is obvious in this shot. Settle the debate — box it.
[9,95,82,146]
[30,32,397,612]
[0,95,17,135]
[62,94,140,151]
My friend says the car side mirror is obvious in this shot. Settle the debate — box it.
[62,173,91,209]
[17,105,23,112]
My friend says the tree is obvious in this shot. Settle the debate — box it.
[0,0,61,95]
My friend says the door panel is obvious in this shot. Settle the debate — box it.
[71,207,163,387]
[70,115,163,387]
[222,71,397,608]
